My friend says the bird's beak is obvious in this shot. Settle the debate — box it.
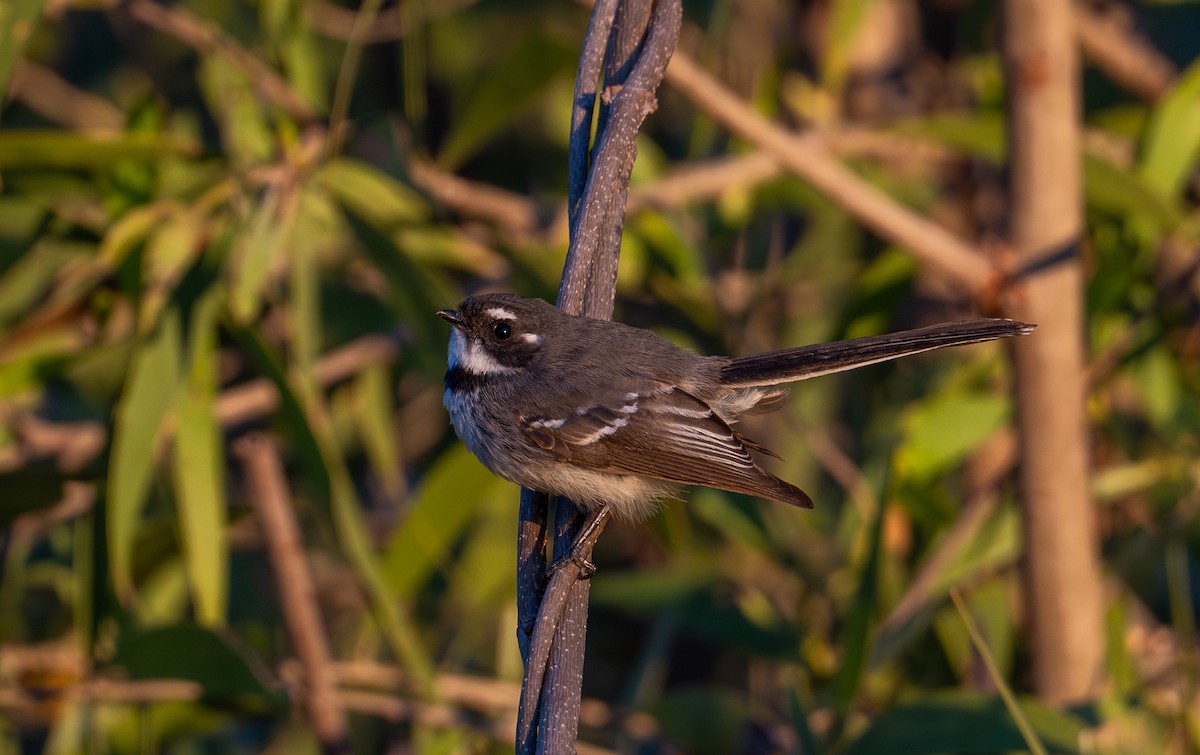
[436,308,462,326]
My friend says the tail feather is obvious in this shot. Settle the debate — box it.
[720,319,1035,388]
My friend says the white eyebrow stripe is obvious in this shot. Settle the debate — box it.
[486,307,517,320]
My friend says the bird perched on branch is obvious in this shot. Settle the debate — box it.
[438,293,1033,520]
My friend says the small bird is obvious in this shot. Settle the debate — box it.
[438,294,1033,520]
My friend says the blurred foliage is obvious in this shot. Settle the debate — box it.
[1,0,1199,753]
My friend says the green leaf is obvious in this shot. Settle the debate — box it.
[317,158,429,228]
[1084,154,1181,232]
[288,201,321,369]
[141,213,205,331]
[100,202,180,269]
[832,493,884,708]
[590,568,715,612]
[228,186,294,324]
[0,0,45,97]
[894,115,1182,232]
[315,388,435,693]
[892,113,1006,162]
[172,291,227,626]
[437,31,575,169]
[107,307,183,602]
[114,623,285,711]
[592,568,800,659]
[896,392,1010,481]
[1138,58,1200,199]
[0,131,197,168]
[871,505,1019,667]
[0,240,90,329]
[652,687,751,755]
[1129,344,1181,428]
[444,494,517,627]
[197,54,275,166]
[383,444,510,598]
[821,0,883,94]
[391,226,508,277]
[352,364,404,504]
[843,693,1083,755]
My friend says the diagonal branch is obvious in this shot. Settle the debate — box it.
[664,50,998,298]
[236,434,350,754]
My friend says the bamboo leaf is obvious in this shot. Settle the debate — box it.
[307,379,436,693]
[172,291,227,626]
[107,307,183,601]
[0,131,197,168]
[0,240,90,329]
[437,31,576,169]
[1138,57,1200,199]
[0,0,43,98]
[383,444,507,598]
[317,158,429,227]
[228,186,295,324]
[896,392,1010,481]
[352,364,404,504]
[832,493,884,708]
[100,202,181,269]
[141,213,205,332]
[115,623,286,710]
[844,692,1081,755]
[197,54,276,166]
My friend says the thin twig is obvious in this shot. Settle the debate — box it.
[235,434,349,754]
[950,589,1050,755]
[559,0,681,320]
[567,0,621,226]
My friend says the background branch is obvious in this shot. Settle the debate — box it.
[236,434,350,754]
[664,51,998,299]
[1072,0,1176,102]
[1002,0,1105,703]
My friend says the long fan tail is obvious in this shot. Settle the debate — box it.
[719,319,1035,388]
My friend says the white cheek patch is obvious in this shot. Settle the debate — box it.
[522,333,541,345]
[485,307,517,320]
[448,329,516,376]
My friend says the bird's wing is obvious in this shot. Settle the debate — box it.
[520,384,812,508]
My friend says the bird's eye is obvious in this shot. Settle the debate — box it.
[494,322,512,340]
